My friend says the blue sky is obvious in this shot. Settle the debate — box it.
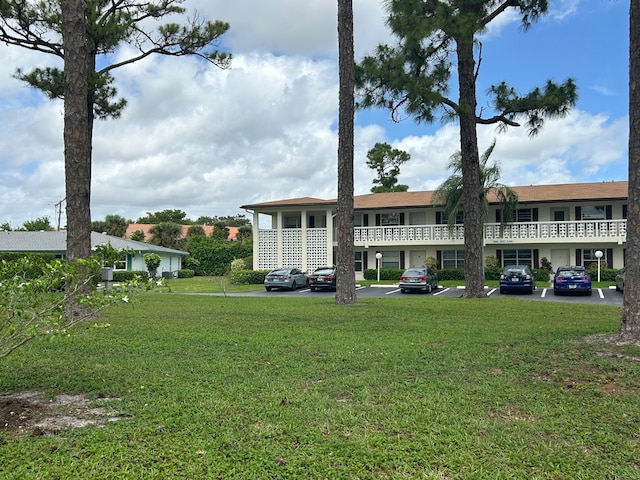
[0,0,630,228]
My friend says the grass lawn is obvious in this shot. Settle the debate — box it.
[1,293,639,478]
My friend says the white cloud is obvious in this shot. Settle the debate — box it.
[0,0,628,228]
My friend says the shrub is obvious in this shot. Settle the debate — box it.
[177,269,195,278]
[229,269,270,285]
[484,266,502,281]
[113,270,147,282]
[435,268,465,281]
[230,258,246,271]
[586,267,618,282]
[363,268,404,281]
[533,268,552,282]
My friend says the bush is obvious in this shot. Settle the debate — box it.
[230,258,246,271]
[363,268,404,281]
[533,268,552,282]
[484,266,502,281]
[229,269,270,285]
[186,237,252,276]
[435,268,465,281]
[177,269,195,278]
[113,270,147,282]
[586,267,618,282]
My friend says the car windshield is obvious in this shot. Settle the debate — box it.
[313,268,334,275]
[269,269,289,275]
[504,267,527,275]
[558,268,585,276]
[403,269,425,276]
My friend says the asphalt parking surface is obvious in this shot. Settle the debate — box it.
[227,284,623,306]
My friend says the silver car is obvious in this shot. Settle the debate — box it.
[264,267,309,291]
[399,267,439,294]
[615,268,625,292]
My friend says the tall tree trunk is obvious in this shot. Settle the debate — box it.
[457,36,485,298]
[335,0,356,305]
[62,0,91,263]
[620,1,640,337]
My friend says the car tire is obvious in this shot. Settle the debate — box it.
[553,289,559,296]
[310,286,316,292]
[500,288,505,294]
[265,287,272,292]
[587,289,592,296]
[400,288,406,294]
[426,284,432,294]
[528,285,534,295]
[290,281,297,291]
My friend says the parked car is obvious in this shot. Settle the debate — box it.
[399,267,439,294]
[264,267,308,291]
[499,265,536,294]
[615,267,625,292]
[553,266,592,296]
[308,267,336,292]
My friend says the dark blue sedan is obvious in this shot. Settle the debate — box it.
[499,265,535,294]
[553,266,592,296]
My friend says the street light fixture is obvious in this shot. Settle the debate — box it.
[375,252,382,282]
[595,250,603,282]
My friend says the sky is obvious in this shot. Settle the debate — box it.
[0,0,630,229]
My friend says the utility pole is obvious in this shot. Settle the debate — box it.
[54,198,65,231]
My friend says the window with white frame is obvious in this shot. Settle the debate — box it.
[581,206,605,220]
[442,250,464,269]
[379,251,400,268]
[381,213,400,226]
[502,249,533,267]
[582,248,606,268]
[283,214,301,228]
[516,208,532,222]
[354,251,363,271]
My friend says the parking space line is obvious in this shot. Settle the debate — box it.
[386,288,401,295]
[487,288,497,296]
[541,288,548,298]
[433,287,449,296]
[598,288,604,299]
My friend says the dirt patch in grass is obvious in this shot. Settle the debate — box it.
[0,391,126,437]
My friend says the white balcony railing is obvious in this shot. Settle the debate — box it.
[352,219,627,245]
[259,219,627,248]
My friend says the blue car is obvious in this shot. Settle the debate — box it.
[553,266,592,296]
[499,265,535,294]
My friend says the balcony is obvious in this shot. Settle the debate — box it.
[259,219,627,248]
[352,219,627,246]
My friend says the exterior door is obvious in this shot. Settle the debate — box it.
[410,250,426,268]
[551,248,570,270]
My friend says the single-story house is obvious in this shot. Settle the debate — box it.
[0,231,188,276]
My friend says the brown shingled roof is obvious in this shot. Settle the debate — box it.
[241,181,628,210]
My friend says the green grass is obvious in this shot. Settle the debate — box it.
[1,294,639,478]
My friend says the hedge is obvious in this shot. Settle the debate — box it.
[229,269,270,285]
[177,269,195,278]
[112,270,147,282]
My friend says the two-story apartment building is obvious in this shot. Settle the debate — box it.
[241,181,628,278]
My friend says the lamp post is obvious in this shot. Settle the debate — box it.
[376,252,382,282]
[595,250,603,282]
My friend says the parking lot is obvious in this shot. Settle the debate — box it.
[232,284,624,306]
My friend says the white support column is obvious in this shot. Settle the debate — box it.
[251,210,260,270]
[326,208,334,266]
[276,211,283,267]
[301,210,308,271]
